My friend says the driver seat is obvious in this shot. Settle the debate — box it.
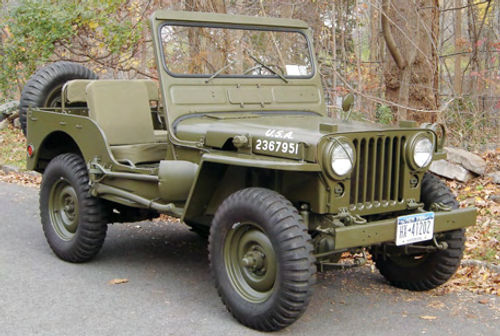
[84,80,168,166]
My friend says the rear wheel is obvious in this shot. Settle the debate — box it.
[40,153,107,262]
[19,62,97,136]
[374,173,465,291]
[209,188,315,331]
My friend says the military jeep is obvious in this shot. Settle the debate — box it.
[21,10,476,331]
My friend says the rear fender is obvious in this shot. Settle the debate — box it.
[27,109,115,172]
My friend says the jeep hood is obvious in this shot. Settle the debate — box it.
[175,113,410,149]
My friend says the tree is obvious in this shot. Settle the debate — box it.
[381,0,440,122]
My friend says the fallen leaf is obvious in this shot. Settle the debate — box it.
[109,278,128,285]
[420,315,437,320]
[427,301,446,309]
[88,21,99,29]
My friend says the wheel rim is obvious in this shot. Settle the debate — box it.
[389,253,430,267]
[224,222,277,303]
[48,178,79,240]
[44,85,63,108]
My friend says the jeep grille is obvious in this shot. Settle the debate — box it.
[350,135,407,205]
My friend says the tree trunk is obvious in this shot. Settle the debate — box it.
[330,1,337,118]
[453,0,463,96]
[369,1,382,118]
[382,0,439,122]
[369,2,379,62]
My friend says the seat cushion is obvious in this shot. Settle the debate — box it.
[63,80,95,104]
[64,79,158,104]
[86,80,155,145]
[139,80,159,101]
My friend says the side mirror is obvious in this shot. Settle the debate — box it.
[342,93,354,112]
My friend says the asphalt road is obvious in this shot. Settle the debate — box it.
[1,181,498,336]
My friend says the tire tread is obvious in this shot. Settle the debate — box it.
[40,153,107,263]
[209,187,315,331]
[375,173,465,291]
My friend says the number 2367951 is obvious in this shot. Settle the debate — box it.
[254,139,299,155]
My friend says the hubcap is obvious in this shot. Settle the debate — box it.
[48,179,79,240]
[224,222,277,303]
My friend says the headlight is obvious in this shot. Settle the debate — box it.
[412,136,434,168]
[330,140,355,177]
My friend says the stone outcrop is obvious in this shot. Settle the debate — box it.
[429,159,474,182]
[445,147,486,176]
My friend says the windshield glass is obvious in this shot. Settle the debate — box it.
[160,24,312,78]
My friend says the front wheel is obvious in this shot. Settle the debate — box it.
[373,173,465,291]
[40,153,107,262]
[209,188,316,331]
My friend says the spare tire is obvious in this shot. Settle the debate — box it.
[19,62,98,136]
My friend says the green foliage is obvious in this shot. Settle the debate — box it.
[375,104,393,124]
[0,0,146,100]
[0,0,76,98]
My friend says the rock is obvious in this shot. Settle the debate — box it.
[0,164,21,173]
[429,160,474,182]
[489,194,500,204]
[461,259,500,274]
[445,147,486,176]
[13,117,20,129]
[0,101,19,117]
[0,119,8,130]
[25,170,41,177]
[486,171,500,184]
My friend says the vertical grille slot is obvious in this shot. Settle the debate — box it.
[383,137,392,201]
[349,134,405,206]
[350,139,360,204]
[391,137,400,200]
[367,138,376,202]
[398,137,407,201]
[358,139,367,203]
[376,137,384,201]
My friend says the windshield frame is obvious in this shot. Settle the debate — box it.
[158,21,316,80]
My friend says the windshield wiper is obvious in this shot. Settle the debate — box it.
[205,61,236,83]
[248,53,288,83]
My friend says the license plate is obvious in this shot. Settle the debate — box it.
[253,138,301,159]
[395,212,434,246]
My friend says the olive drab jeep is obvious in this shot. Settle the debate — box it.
[21,10,476,332]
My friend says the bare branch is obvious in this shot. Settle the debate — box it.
[381,0,407,69]
[461,0,492,77]
[439,0,490,12]
[334,68,453,114]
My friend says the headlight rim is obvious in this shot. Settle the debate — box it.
[407,132,435,170]
[323,137,356,179]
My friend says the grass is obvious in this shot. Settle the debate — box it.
[0,125,27,169]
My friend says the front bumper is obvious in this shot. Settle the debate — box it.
[333,207,476,250]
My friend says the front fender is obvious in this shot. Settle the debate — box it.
[201,152,321,172]
[181,153,323,226]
